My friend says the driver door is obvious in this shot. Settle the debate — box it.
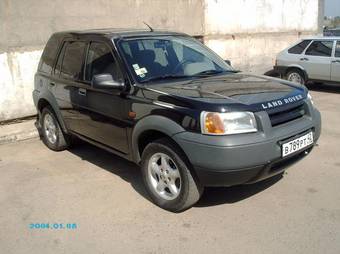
[77,41,129,153]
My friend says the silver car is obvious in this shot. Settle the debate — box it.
[274,37,340,85]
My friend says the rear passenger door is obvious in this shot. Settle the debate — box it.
[285,40,312,66]
[331,41,340,82]
[301,40,334,81]
[53,40,88,133]
[78,41,129,154]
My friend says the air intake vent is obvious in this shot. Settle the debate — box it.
[269,104,305,127]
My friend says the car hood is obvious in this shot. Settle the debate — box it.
[142,73,307,112]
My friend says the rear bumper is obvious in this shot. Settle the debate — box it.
[273,65,288,76]
[32,90,39,108]
[173,106,321,187]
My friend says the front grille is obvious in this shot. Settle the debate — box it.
[269,104,306,127]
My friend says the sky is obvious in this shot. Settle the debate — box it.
[325,0,340,17]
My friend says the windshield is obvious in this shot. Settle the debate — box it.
[118,36,234,83]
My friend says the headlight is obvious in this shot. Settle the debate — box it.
[200,111,258,135]
[307,92,314,106]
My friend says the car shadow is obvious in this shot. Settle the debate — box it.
[68,140,284,209]
[306,82,340,94]
[196,174,282,207]
[68,140,151,202]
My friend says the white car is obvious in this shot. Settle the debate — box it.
[274,37,340,85]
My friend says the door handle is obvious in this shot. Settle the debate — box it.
[332,60,340,63]
[78,88,87,96]
[300,57,309,61]
[48,82,55,90]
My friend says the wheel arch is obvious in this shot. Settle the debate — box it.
[36,94,68,133]
[286,65,309,81]
[131,115,186,164]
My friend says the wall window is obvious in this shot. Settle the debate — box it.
[85,42,122,82]
[288,40,311,54]
[60,41,87,80]
[305,41,333,57]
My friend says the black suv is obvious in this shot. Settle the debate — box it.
[33,29,321,212]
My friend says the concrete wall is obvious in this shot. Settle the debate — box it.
[204,0,322,74]
[0,0,204,121]
[0,0,322,121]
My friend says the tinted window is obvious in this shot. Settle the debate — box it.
[39,35,62,74]
[335,41,340,58]
[305,41,333,57]
[61,41,87,80]
[288,40,311,54]
[119,37,229,82]
[54,42,66,76]
[85,42,122,82]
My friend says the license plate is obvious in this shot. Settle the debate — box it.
[282,132,313,157]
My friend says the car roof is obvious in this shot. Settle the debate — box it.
[303,36,340,40]
[53,28,188,39]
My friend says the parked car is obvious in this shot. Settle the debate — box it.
[33,29,321,212]
[324,28,340,37]
[274,37,340,85]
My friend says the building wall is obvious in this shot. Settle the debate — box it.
[0,0,322,121]
[0,0,204,121]
[204,0,322,73]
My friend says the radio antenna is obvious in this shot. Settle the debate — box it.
[143,22,154,32]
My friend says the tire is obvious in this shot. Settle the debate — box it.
[286,69,305,85]
[40,106,70,151]
[141,138,203,212]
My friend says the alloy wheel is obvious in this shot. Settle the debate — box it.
[147,153,181,200]
[43,113,57,144]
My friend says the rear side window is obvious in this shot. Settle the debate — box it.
[60,41,87,80]
[335,41,340,58]
[85,42,122,82]
[39,35,62,74]
[305,41,334,57]
[288,40,311,54]
[54,42,66,76]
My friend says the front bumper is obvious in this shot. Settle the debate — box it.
[173,105,321,187]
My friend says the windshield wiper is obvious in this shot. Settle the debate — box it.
[140,70,240,83]
[192,69,239,77]
[140,74,192,83]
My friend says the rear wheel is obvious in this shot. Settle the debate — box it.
[286,69,305,85]
[141,138,203,212]
[41,106,70,151]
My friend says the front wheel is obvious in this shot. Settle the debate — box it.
[141,138,203,212]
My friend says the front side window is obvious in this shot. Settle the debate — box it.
[60,41,87,80]
[288,40,311,54]
[305,41,334,57]
[335,41,340,58]
[118,36,233,83]
[85,42,122,82]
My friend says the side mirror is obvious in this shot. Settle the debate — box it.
[91,74,124,93]
[224,59,232,66]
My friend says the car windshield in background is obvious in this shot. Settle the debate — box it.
[118,36,234,83]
